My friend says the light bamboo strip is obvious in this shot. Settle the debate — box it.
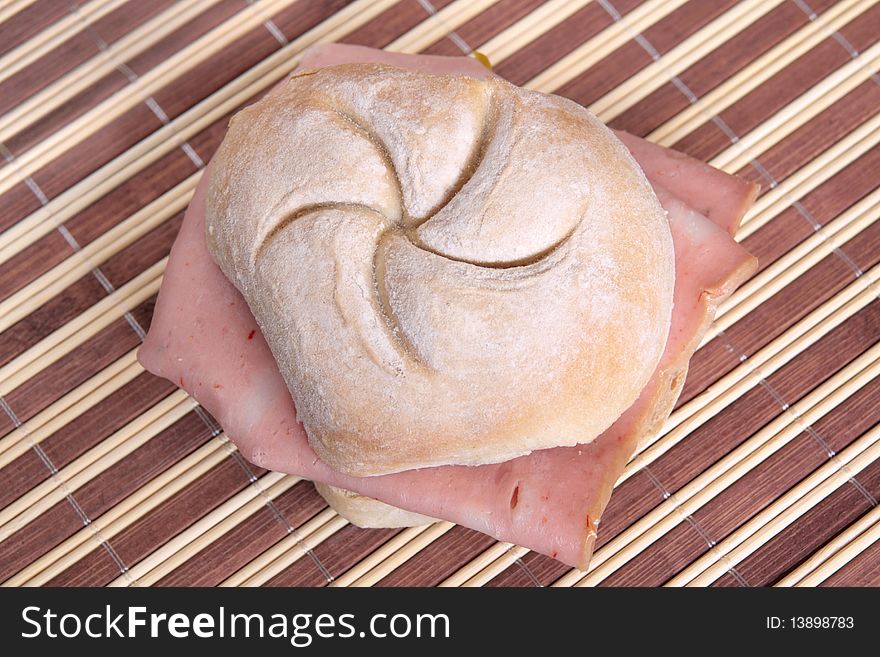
[129,473,303,586]
[777,504,880,586]
[0,0,39,25]
[438,541,517,587]
[0,0,301,196]
[554,343,880,587]
[711,40,880,173]
[0,0,405,268]
[589,0,784,122]
[111,471,300,586]
[459,545,529,587]
[670,425,880,586]
[0,390,193,541]
[0,0,487,200]
[736,111,880,240]
[0,0,224,143]
[648,0,874,145]
[628,262,880,482]
[477,0,593,64]
[442,261,880,587]
[0,349,139,465]
[791,518,880,586]
[704,188,880,345]
[0,257,165,396]
[524,0,689,93]
[221,508,347,587]
[330,524,437,587]
[343,522,456,588]
[0,174,198,332]
[5,434,232,586]
[0,0,128,86]
[388,0,498,53]
[1,0,481,149]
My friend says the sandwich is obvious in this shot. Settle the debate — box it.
[139,43,758,570]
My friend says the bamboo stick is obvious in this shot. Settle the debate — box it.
[343,522,456,588]
[647,0,875,145]
[459,545,529,587]
[524,0,689,93]
[111,472,300,586]
[438,542,517,587]
[0,174,198,333]
[0,0,302,196]
[703,189,880,345]
[220,509,347,586]
[0,0,39,25]
[670,426,880,586]
[777,504,880,586]
[0,349,140,466]
[478,0,593,64]
[0,258,166,396]
[330,524,437,588]
[791,517,880,586]
[0,0,128,86]
[711,41,880,173]
[0,391,194,541]
[635,261,880,479]
[0,0,224,142]
[589,0,785,122]
[5,435,233,586]
[736,111,880,240]
[387,0,498,53]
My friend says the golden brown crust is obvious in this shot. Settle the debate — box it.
[206,64,674,476]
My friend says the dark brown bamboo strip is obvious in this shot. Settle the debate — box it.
[156,481,329,586]
[0,0,181,114]
[673,2,880,161]
[719,458,880,586]
[422,0,546,56]
[819,535,880,586]
[0,0,72,56]
[2,299,152,422]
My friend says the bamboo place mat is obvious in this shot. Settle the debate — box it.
[0,0,878,588]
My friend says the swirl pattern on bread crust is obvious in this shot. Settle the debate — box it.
[206,64,674,476]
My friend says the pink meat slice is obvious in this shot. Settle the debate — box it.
[614,133,759,237]
[138,46,758,569]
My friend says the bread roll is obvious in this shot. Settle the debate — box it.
[206,64,674,476]
[314,483,434,528]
